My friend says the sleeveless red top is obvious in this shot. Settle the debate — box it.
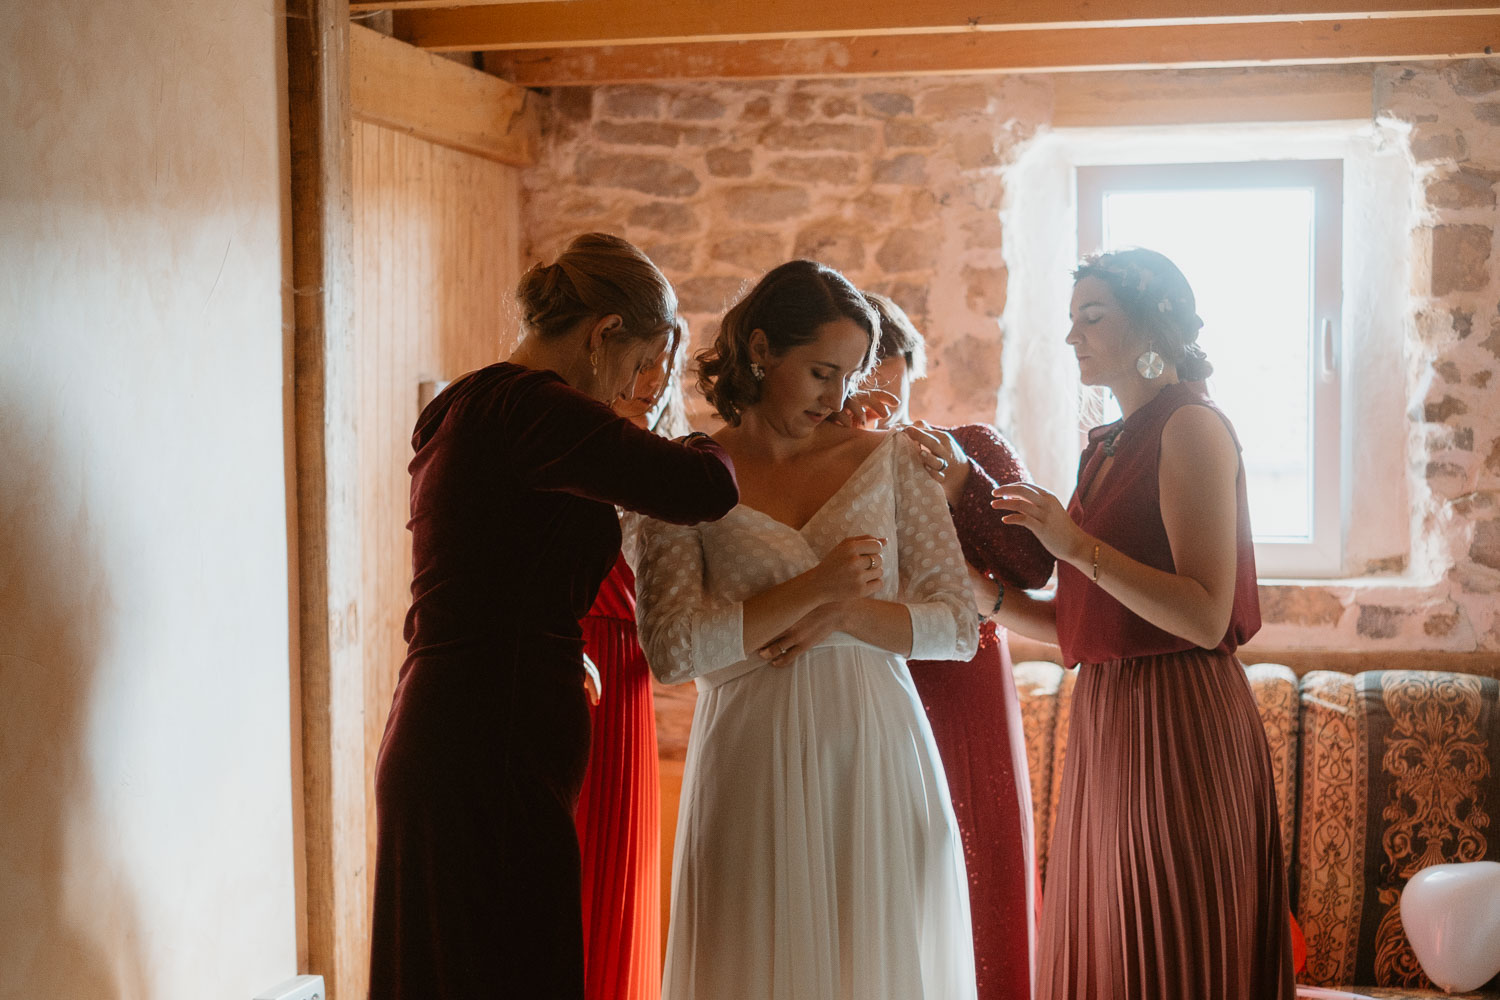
[1055,381,1260,666]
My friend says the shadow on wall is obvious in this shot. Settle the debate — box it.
[0,395,146,998]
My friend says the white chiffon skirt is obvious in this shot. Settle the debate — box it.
[662,634,978,1000]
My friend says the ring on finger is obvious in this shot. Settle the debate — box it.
[866,554,877,570]
[935,457,949,472]
[778,645,789,657]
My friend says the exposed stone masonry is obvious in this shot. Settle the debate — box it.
[519,62,1500,653]
[523,76,1048,429]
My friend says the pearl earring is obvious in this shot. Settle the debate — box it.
[750,362,765,381]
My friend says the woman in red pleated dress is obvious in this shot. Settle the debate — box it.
[989,249,1294,1000]
[858,292,1054,1000]
[573,319,690,1000]
[369,234,738,1000]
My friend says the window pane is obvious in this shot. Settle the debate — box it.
[1100,188,1316,540]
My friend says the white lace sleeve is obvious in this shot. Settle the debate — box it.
[634,517,746,686]
[892,435,980,662]
[618,509,645,572]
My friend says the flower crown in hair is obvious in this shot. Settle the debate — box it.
[1082,253,1194,325]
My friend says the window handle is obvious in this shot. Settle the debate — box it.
[1319,318,1338,382]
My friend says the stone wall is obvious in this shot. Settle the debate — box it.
[1321,60,1500,653]
[523,76,1049,428]
[519,61,1500,655]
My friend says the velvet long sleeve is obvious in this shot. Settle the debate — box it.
[946,423,1054,589]
[473,372,738,524]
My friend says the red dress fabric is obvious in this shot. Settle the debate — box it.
[907,423,1055,1000]
[1055,382,1260,666]
[575,555,660,1000]
[1036,381,1294,1000]
[369,363,736,1000]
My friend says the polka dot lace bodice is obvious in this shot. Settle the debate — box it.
[635,433,979,688]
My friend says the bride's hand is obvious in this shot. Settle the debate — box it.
[759,601,849,667]
[810,534,885,602]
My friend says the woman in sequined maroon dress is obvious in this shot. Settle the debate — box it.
[989,249,1294,1000]
[862,293,1055,1000]
[369,235,738,1000]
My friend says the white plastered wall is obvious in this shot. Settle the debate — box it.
[0,2,301,997]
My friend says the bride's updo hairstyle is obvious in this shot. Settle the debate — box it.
[697,260,879,425]
[516,232,678,345]
[1073,247,1213,382]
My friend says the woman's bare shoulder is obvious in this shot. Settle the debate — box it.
[814,423,889,461]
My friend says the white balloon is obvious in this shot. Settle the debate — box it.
[1401,861,1500,994]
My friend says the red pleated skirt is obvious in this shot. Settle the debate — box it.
[1036,648,1295,1000]
[575,563,661,1000]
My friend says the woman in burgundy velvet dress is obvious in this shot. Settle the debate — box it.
[368,234,738,1000]
[861,292,1055,1000]
[989,249,1294,1000]
[573,320,690,1000]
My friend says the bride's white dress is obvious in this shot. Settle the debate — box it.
[635,433,980,1000]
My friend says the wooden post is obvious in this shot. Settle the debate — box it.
[286,0,368,997]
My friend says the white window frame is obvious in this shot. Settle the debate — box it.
[1075,159,1345,578]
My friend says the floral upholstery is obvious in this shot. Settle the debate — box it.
[1047,667,1076,884]
[1014,664,1500,998]
[1297,670,1499,993]
[1246,663,1300,877]
[1013,661,1064,880]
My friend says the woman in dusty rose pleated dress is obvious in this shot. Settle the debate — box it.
[989,248,1294,1000]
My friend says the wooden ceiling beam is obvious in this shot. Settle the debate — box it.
[391,0,1499,52]
[352,0,565,11]
[485,15,1500,86]
[350,23,536,165]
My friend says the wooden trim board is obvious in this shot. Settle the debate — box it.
[286,1,369,997]
[396,0,1500,52]
[351,23,537,166]
[485,16,1499,84]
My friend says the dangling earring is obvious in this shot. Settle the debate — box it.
[590,348,600,375]
[750,362,765,381]
[1136,345,1164,380]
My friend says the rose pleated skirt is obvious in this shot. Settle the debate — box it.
[1036,648,1295,1000]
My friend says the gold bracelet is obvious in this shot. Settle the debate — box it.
[1091,542,1101,583]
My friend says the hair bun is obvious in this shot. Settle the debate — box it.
[1178,343,1214,382]
[515,233,676,345]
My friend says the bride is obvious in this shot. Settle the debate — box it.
[634,260,980,1000]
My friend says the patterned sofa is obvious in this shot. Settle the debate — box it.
[1014,662,1500,999]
